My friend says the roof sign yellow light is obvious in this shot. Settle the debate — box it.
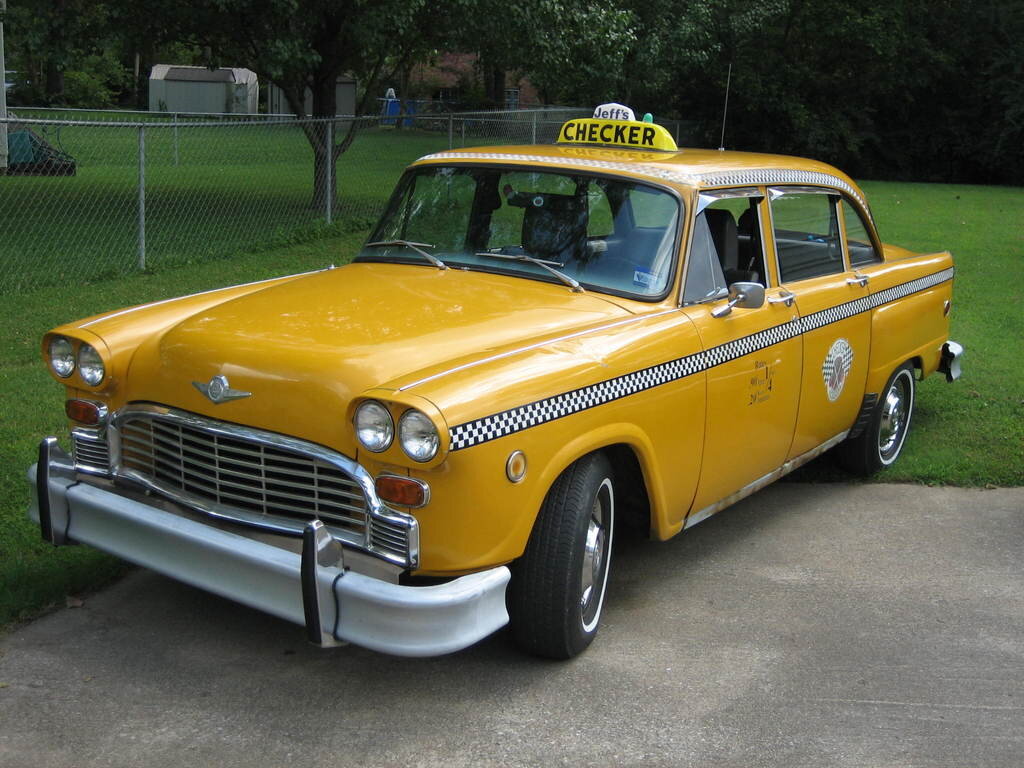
[557,103,678,152]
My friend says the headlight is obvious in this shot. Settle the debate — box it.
[77,343,106,386]
[48,336,75,378]
[399,409,439,462]
[355,400,393,453]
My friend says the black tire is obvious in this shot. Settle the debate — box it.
[838,362,916,476]
[509,453,615,659]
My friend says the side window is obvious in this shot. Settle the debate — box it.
[842,201,880,266]
[683,192,765,304]
[770,191,844,283]
[683,213,729,304]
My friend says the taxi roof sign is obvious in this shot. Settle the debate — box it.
[557,104,678,152]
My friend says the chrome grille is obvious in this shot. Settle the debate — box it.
[118,416,368,537]
[72,428,111,474]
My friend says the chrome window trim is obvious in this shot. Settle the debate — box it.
[838,197,883,267]
[680,187,766,307]
[766,185,847,286]
[108,403,419,568]
[703,170,869,215]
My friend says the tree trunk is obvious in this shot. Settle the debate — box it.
[485,65,505,106]
[45,61,64,105]
[277,56,386,215]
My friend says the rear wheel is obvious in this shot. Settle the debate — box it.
[838,362,916,476]
[510,453,615,659]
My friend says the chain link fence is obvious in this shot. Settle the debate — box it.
[0,107,695,294]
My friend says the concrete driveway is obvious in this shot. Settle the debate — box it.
[1,482,1021,767]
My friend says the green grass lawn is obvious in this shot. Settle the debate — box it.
[0,124,454,292]
[0,179,1020,631]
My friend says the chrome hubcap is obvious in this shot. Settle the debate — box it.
[580,496,606,617]
[879,374,909,458]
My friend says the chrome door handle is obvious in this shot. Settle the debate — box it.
[767,290,796,307]
[846,273,869,287]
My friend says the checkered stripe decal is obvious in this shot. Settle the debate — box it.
[448,267,955,451]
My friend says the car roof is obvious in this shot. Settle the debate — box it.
[414,143,870,211]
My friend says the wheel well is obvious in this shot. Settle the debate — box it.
[910,355,924,379]
[600,444,652,538]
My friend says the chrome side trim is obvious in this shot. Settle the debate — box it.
[397,308,679,392]
[684,429,850,530]
[108,404,419,569]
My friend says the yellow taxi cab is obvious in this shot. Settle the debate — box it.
[28,103,963,659]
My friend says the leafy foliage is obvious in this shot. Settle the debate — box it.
[1,0,1021,181]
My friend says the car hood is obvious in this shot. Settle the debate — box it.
[121,263,631,455]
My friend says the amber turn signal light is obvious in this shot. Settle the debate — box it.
[65,399,107,425]
[375,474,429,508]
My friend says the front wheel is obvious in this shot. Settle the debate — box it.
[838,362,916,476]
[509,453,615,659]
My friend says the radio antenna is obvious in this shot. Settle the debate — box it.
[718,62,732,151]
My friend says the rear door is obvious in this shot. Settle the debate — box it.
[767,186,871,459]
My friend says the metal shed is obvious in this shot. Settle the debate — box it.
[267,76,357,116]
[149,65,259,114]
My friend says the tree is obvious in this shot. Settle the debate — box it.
[443,0,635,107]
[120,0,450,210]
[3,0,113,105]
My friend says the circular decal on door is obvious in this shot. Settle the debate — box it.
[822,338,854,402]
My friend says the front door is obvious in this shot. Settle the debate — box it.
[682,190,803,514]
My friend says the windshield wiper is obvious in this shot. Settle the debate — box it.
[476,252,583,293]
[365,240,447,270]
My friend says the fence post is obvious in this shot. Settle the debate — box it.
[531,111,537,145]
[0,0,8,174]
[448,113,453,150]
[461,118,465,147]
[325,120,333,225]
[137,126,146,271]
[173,112,179,166]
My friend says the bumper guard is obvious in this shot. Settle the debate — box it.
[939,340,964,383]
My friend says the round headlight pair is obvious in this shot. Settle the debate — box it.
[354,401,439,462]
[48,336,105,386]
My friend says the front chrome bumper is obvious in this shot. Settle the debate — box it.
[28,439,510,657]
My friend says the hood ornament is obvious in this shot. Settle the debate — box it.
[193,374,251,405]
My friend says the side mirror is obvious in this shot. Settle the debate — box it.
[711,282,765,318]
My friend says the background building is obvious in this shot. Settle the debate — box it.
[148,65,259,114]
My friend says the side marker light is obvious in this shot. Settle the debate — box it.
[506,450,527,483]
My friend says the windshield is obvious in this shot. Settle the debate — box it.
[357,166,682,299]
